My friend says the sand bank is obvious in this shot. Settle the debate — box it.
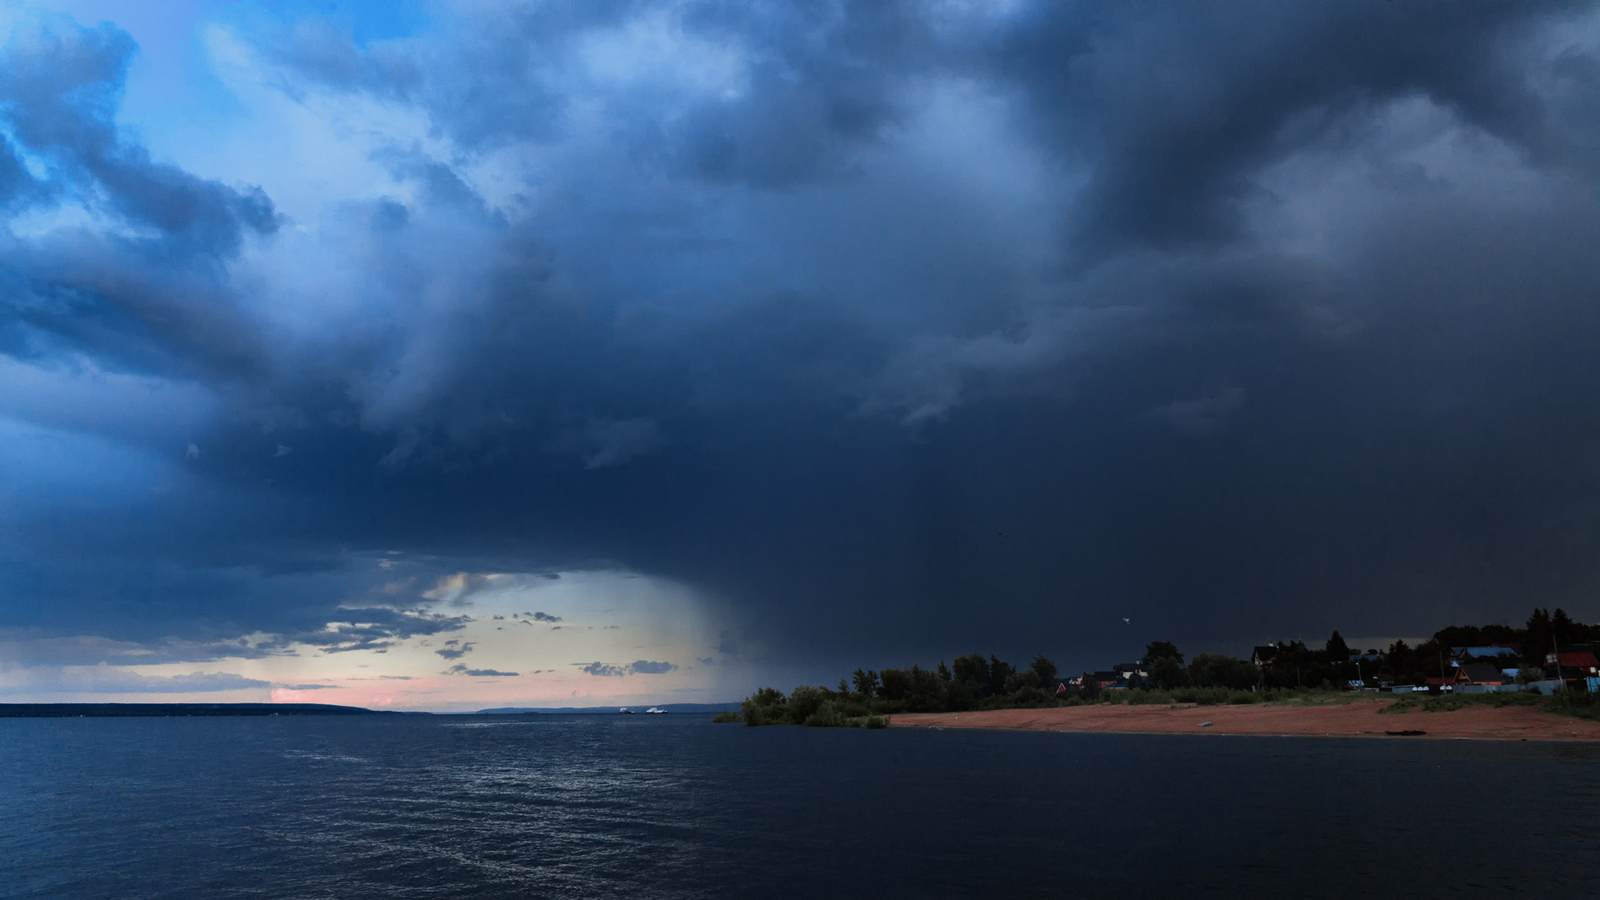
[890,698,1600,740]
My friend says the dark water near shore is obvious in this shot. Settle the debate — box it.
[2,715,1597,899]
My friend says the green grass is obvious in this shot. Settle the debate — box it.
[1546,691,1600,721]
[1102,686,1367,707]
[1380,691,1546,714]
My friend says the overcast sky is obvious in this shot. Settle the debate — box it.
[3,0,1600,709]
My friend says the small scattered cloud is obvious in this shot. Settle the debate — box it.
[577,659,677,677]
[273,445,293,457]
[185,443,201,460]
[288,609,471,654]
[697,657,714,666]
[445,664,519,676]
[435,641,475,660]
[532,611,561,622]
[422,572,494,605]
[276,682,337,690]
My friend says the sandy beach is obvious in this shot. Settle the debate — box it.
[890,698,1600,741]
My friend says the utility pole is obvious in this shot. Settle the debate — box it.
[1552,634,1565,692]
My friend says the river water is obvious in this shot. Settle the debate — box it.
[2,714,1596,898]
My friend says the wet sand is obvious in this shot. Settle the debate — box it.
[890,698,1600,740]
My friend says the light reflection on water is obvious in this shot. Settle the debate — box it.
[2,714,1598,899]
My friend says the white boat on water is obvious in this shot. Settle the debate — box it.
[644,707,667,714]
[619,707,633,714]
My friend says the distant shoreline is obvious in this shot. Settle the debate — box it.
[0,703,388,718]
[890,697,1600,741]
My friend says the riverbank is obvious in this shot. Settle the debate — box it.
[890,696,1600,740]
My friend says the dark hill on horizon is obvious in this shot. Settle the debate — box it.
[0,703,389,718]
[476,702,738,714]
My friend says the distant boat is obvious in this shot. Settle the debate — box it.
[645,707,667,714]
[619,707,633,714]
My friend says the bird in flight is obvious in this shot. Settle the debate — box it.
[1122,618,1131,624]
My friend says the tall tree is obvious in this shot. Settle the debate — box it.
[1325,631,1351,661]
[1552,608,1576,648]
[852,668,880,698]
[988,655,1016,696]
[953,654,989,691]
[1150,656,1187,690]
[1144,641,1183,664]
[1029,654,1058,687]
[1525,609,1553,664]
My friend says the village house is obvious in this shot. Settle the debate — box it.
[1455,663,1505,686]
[1550,650,1599,679]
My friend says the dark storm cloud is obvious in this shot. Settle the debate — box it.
[6,2,1600,678]
[0,20,277,253]
[0,15,278,388]
[1001,0,1588,260]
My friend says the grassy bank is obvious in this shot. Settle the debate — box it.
[1366,690,1600,723]
[727,684,1375,727]
[725,683,1600,727]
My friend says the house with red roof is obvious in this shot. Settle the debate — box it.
[1554,651,1599,678]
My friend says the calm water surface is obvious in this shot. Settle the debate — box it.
[2,714,1597,898]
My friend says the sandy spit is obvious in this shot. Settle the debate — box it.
[889,698,1600,741]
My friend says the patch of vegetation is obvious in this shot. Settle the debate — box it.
[1109,686,1265,706]
[1380,698,1419,714]
[1547,691,1600,722]
[1381,692,1545,714]
[711,710,742,723]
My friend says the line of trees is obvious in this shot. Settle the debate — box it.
[734,608,1598,726]
[1136,608,1598,692]
[740,652,1064,726]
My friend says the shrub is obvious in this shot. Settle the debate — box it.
[803,702,848,728]
[863,716,888,729]
[1548,690,1600,721]
[787,685,828,723]
[741,686,791,726]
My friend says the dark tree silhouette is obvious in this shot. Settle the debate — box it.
[1144,641,1183,664]
[1325,631,1351,661]
[1029,654,1058,687]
